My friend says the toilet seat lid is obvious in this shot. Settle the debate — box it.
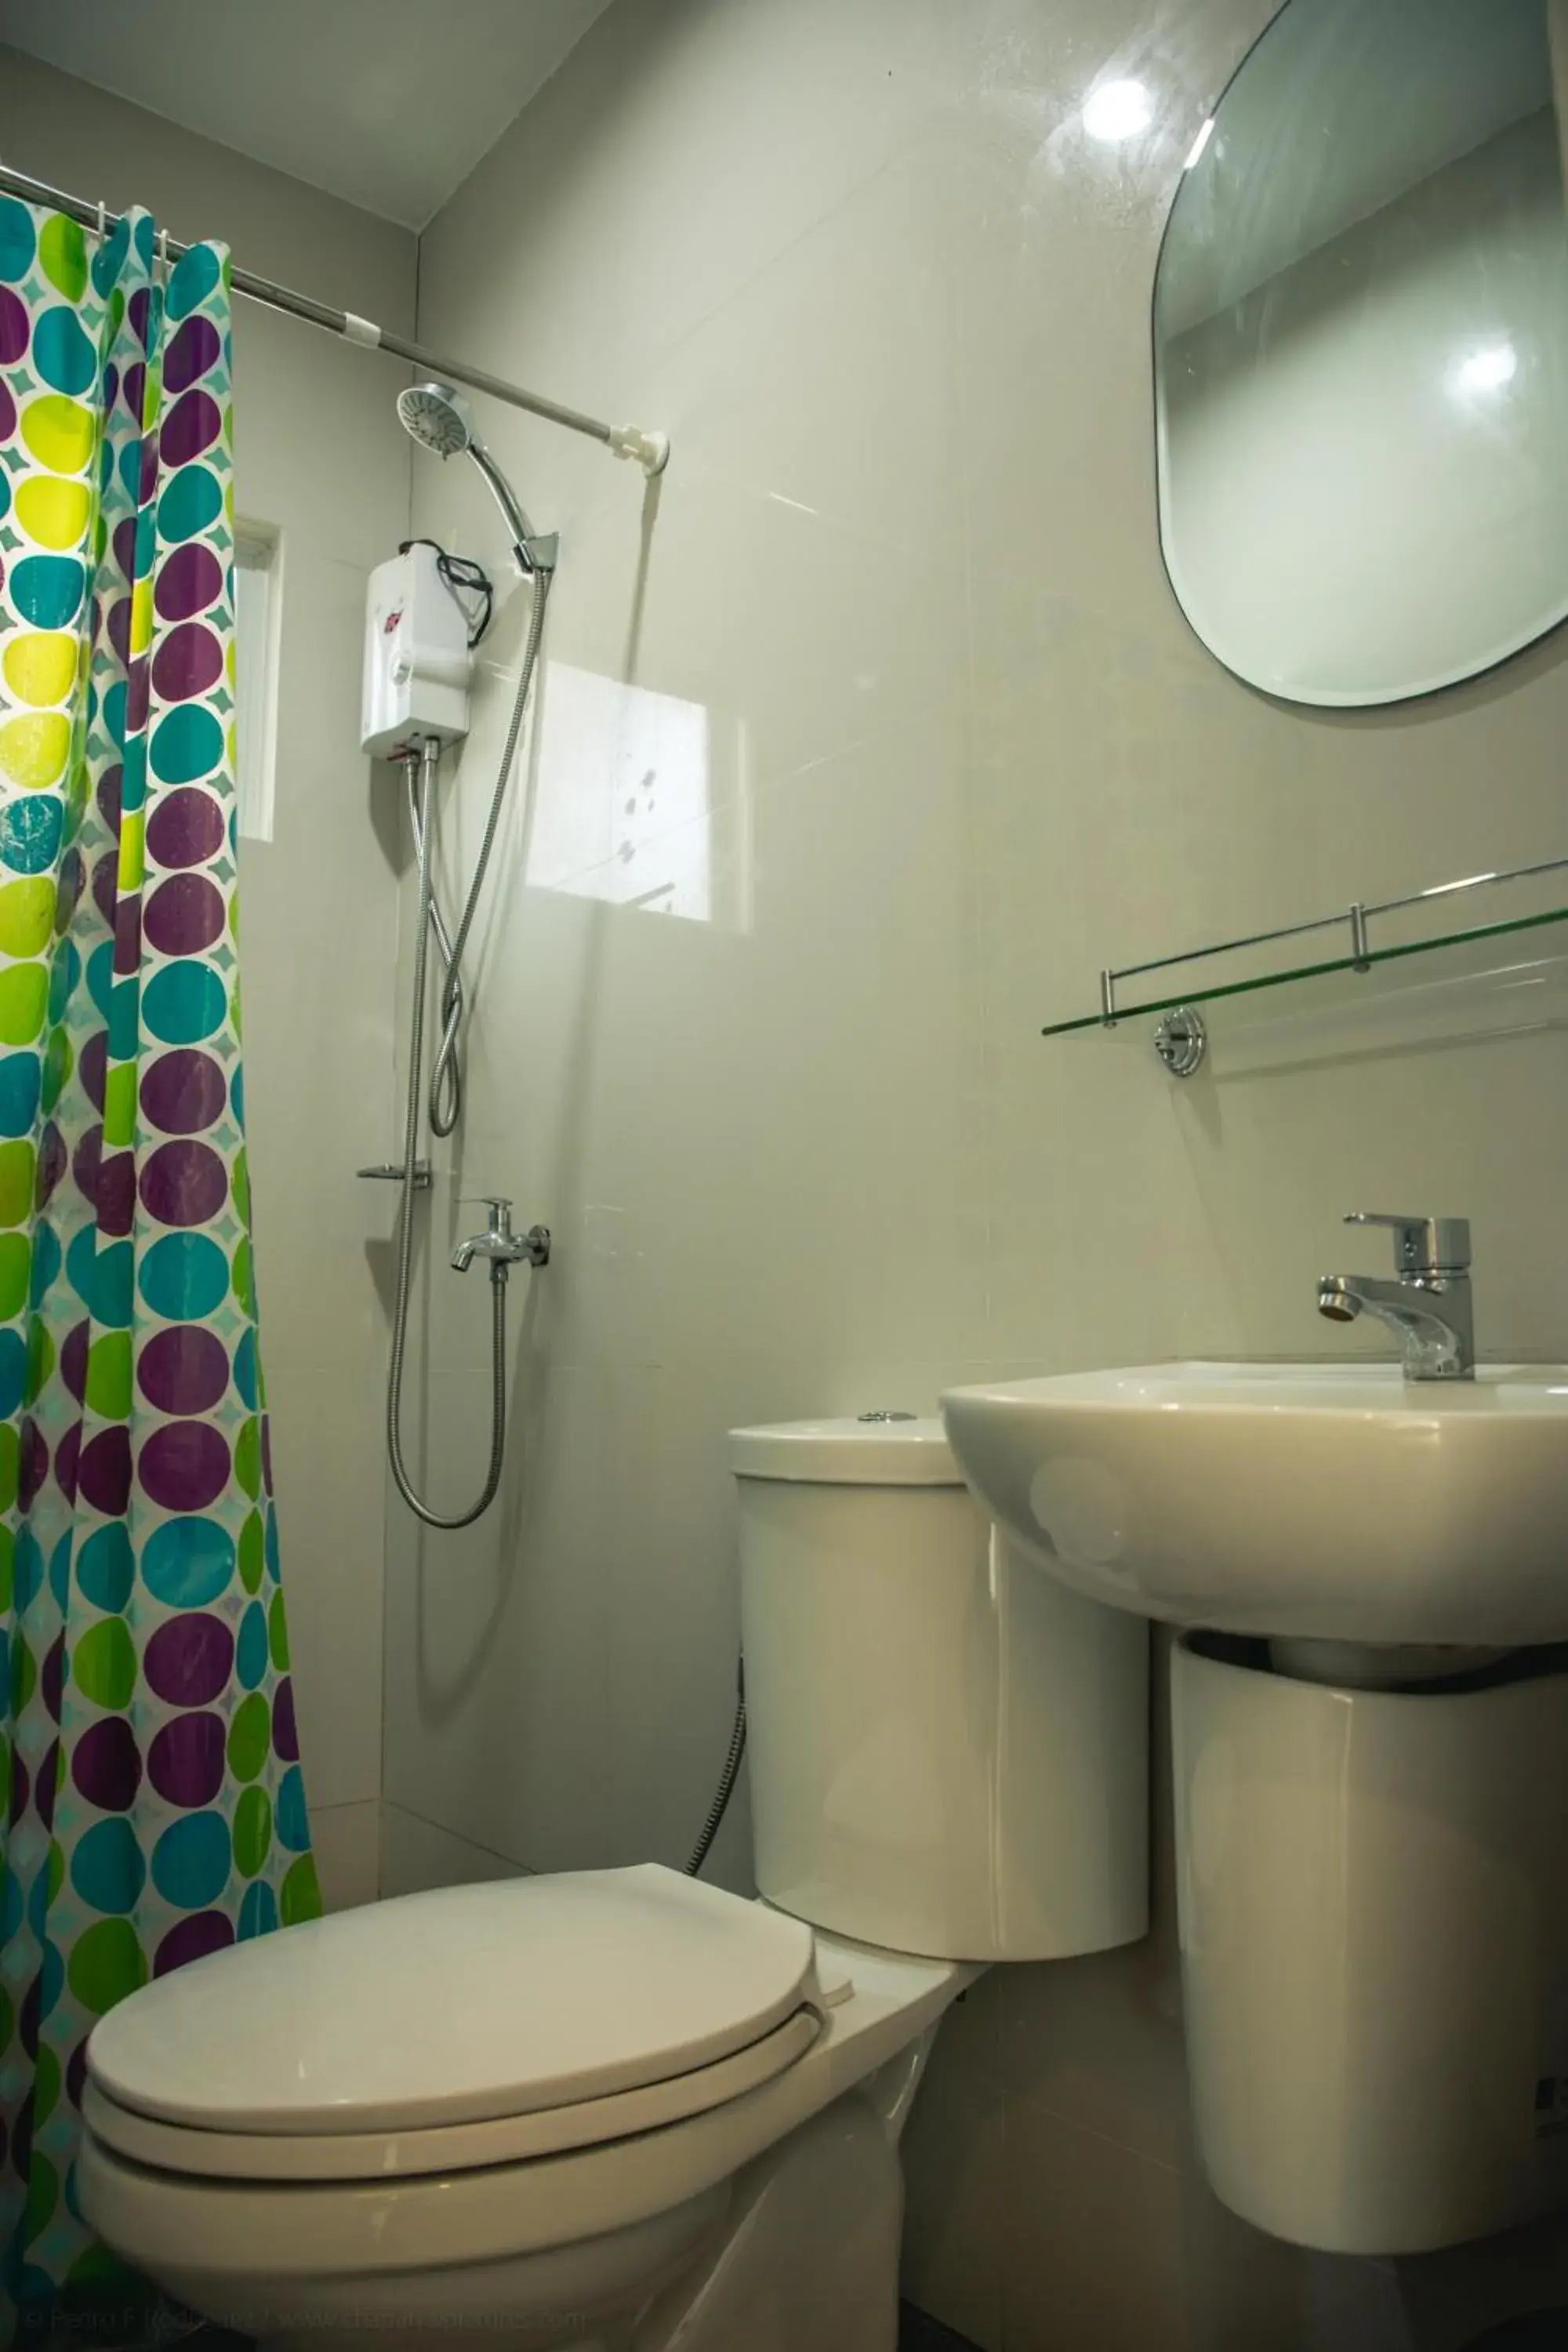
[86,1864,819,2135]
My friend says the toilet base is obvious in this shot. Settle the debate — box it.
[158,2190,728,2351]
[99,2089,905,2352]
[632,2093,903,2350]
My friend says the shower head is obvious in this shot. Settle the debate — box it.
[397,380,550,574]
[397,380,474,458]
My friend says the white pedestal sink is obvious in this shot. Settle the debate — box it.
[940,1361,1568,2258]
[940,1360,1568,1648]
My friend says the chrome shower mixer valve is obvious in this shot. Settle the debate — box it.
[452,1199,550,1278]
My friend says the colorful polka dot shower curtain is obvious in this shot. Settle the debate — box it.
[0,194,318,2326]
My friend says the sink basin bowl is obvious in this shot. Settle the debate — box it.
[940,1363,1568,1646]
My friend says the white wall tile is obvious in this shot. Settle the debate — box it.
[378,1801,528,1900]
[998,1934,1191,2176]
[1003,2102,1192,2352]
[310,1800,381,1913]
[902,2028,1007,2352]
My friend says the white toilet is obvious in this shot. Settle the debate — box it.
[79,1417,1148,2351]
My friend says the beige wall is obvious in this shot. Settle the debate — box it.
[384,0,1568,2342]
[0,50,416,1911]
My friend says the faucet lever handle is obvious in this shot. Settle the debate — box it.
[1345,1212,1471,1276]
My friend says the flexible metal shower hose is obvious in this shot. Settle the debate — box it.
[419,568,552,1138]
[386,571,552,1530]
[685,1663,746,1877]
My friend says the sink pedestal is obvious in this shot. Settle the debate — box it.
[1174,1635,1568,2255]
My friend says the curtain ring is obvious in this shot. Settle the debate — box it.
[94,198,107,242]
[158,225,170,288]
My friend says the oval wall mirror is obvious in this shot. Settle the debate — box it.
[1153,0,1568,707]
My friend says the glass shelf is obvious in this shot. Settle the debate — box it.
[1042,879,1568,1040]
[1081,927,1568,1080]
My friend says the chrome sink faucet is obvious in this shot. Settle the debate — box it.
[452,1196,550,1279]
[1317,1212,1474,1381]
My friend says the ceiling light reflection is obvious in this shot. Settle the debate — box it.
[1082,78,1154,144]
[1450,341,1518,399]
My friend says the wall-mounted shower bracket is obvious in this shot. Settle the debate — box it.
[358,1160,432,1190]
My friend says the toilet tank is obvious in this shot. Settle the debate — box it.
[729,1417,1149,1962]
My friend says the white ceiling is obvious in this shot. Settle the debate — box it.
[0,0,614,229]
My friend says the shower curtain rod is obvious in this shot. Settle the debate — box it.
[0,159,670,475]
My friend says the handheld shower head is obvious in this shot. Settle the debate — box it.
[396,381,550,574]
[397,381,474,458]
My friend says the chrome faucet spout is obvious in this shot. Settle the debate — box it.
[451,1196,551,1278]
[1317,1274,1472,1380]
[1316,1214,1474,1381]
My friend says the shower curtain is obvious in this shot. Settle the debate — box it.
[0,194,316,2331]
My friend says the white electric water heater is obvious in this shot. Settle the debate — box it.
[360,543,472,759]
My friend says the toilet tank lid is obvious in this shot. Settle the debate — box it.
[728,1416,961,1485]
